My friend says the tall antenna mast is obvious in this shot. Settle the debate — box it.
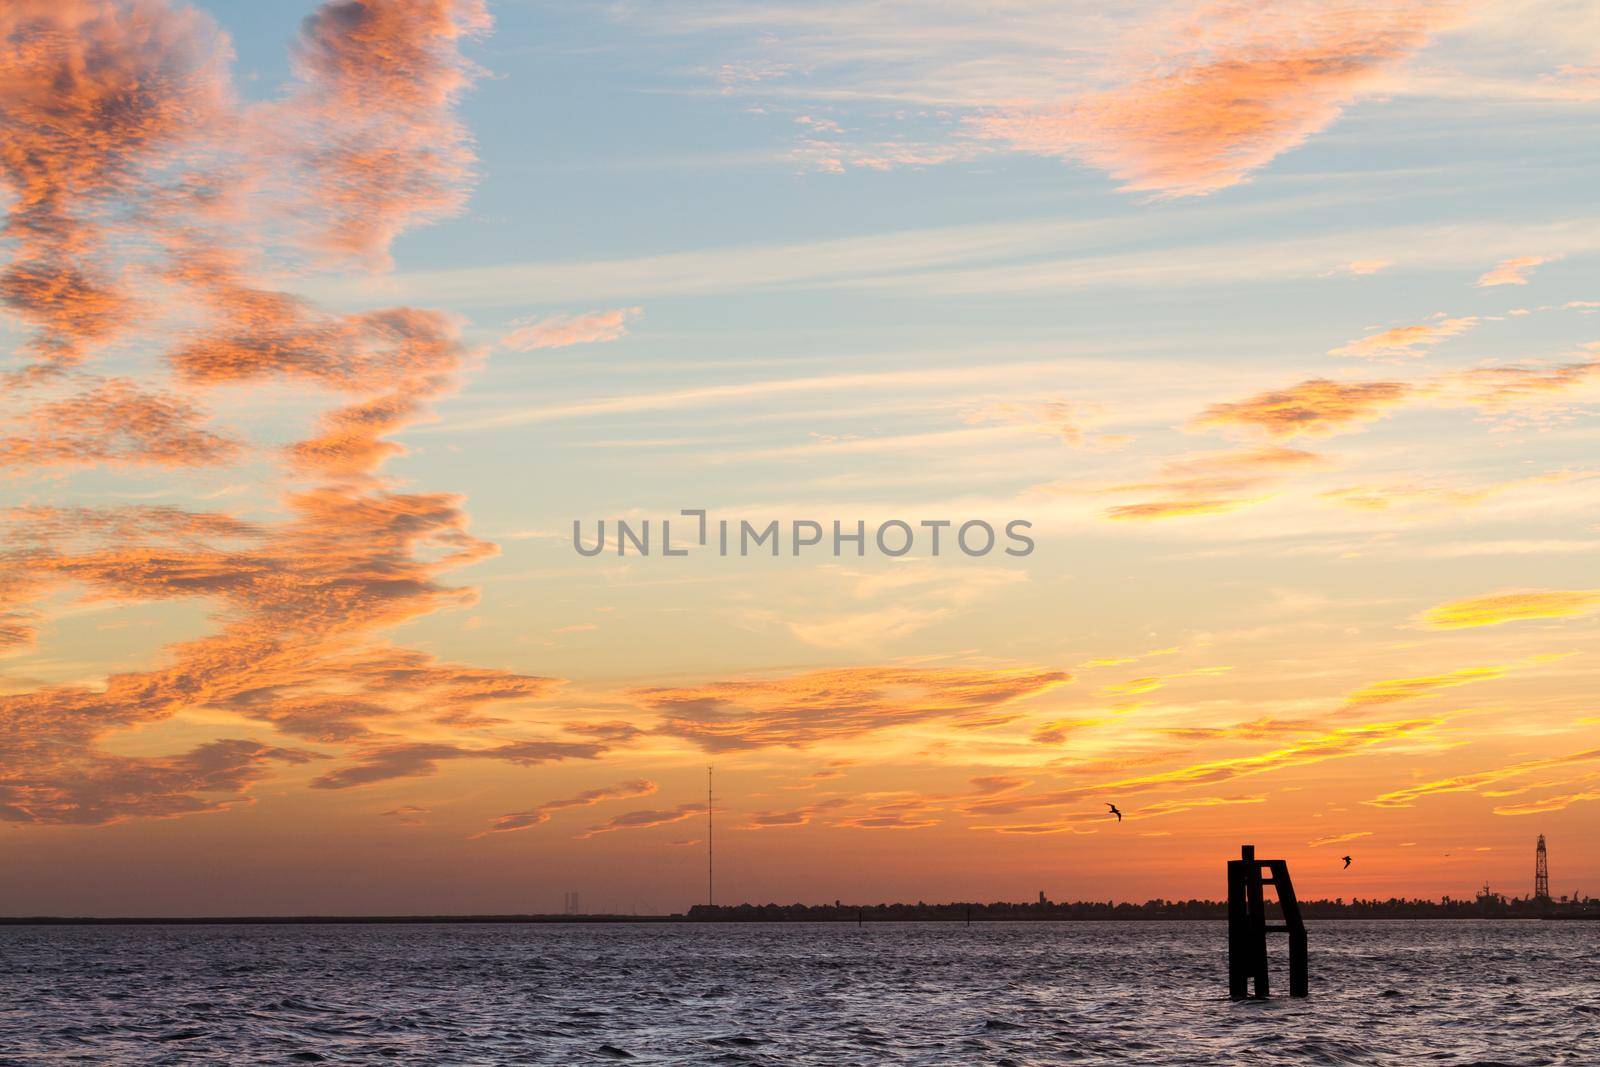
[707,766,714,907]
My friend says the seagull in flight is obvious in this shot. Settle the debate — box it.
[1342,855,1353,869]
[1107,803,1123,823]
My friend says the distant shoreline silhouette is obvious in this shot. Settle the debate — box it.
[5,893,1595,925]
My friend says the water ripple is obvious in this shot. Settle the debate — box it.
[0,920,1595,1064]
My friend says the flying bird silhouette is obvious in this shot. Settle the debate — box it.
[1342,855,1352,869]
[1107,803,1122,823]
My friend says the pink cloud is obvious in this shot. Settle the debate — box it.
[976,1,1459,196]
[1476,255,1556,287]
[500,307,643,352]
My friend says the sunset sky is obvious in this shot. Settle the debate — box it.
[2,0,1598,916]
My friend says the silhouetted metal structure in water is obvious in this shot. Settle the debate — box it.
[1227,844,1307,999]
[1535,834,1550,901]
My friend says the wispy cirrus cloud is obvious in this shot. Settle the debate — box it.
[666,0,1464,195]
[1493,784,1600,816]
[475,779,658,837]
[1193,378,1415,437]
[1342,665,1510,709]
[977,1,1463,196]
[967,719,1440,816]
[631,667,1070,752]
[1419,589,1600,629]
[1321,470,1599,513]
[1044,444,1322,521]
[578,802,706,839]
[310,739,608,790]
[1193,352,1600,441]
[739,795,851,830]
[1475,254,1556,287]
[1329,316,1478,359]
[963,398,1086,444]
[1442,357,1600,410]
[499,307,642,352]
[1368,748,1600,809]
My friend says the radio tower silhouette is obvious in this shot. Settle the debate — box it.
[1534,834,1550,900]
[707,766,714,907]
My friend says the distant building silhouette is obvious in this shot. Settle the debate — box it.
[563,891,582,915]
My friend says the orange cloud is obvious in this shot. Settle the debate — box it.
[1105,497,1264,521]
[0,0,229,368]
[974,822,1097,836]
[1329,316,1477,359]
[1030,719,1100,745]
[500,307,642,351]
[476,779,658,837]
[1192,353,1600,448]
[1475,255,1555,287]
[969,775,1030,795]
[1440,358,1600,410]
[1308,830,1372,847]
[1493,786,1600,816]
[1343,665,1509,708]
[165,254,471,479]
[1420,589,1600,630]
[1082,445,1320,521]
[740,796,851,830]
[1193,378,1413,437]
[1323,469,1598,513]
[976,1,1458,196]
[0,739,316,826]
[279,0,491,269]
[0,1,576,828]
[380,804,428,826]
[1192,356,1600,448]
[578,802,705,839]
[968,719,1439,815]
[1103,676,1167,696]
[0,485,578,821]
[1368,749,1600,809]
[1133,794,1267,819]
[974,795,1264,830]
[831,793,944,830]
[1159,717,1320,741]
[0,379,239,469]
[632,667,1070,752]
[310,739,608,790]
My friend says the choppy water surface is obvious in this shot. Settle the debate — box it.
[1,920,1595,1064]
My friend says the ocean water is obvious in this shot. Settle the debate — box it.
[1,920,1595,1064]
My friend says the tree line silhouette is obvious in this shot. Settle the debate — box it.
[685,893,1599,921]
